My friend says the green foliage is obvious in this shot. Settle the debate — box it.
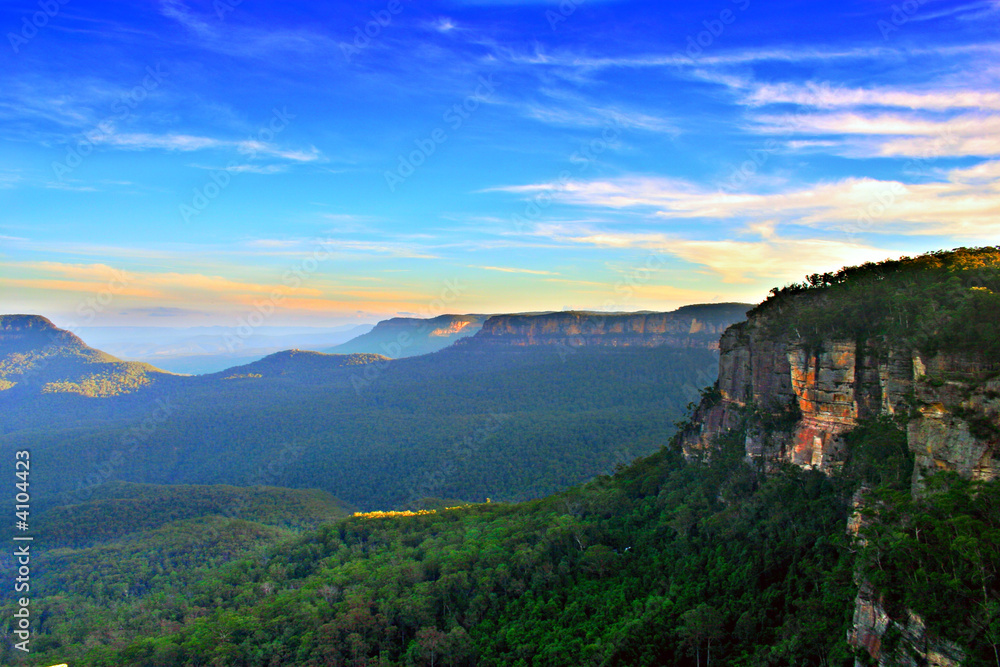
[36,482,349,548]
[751,247,1000,356]
[858,474,1000,664]
[11,425,864,666]
[839,417,913,491]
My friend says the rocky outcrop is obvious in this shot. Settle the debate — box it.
[908,356,1000,488]
[680,316,1000,481]
[329,315,489,358]
[849,583,965,667]
[679,305,1000,667]
[466,304,752,351]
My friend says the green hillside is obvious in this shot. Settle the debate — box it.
[36,481,351,548]
[0,315,175,397]
[6,344,719,510]
[13,415,999,666]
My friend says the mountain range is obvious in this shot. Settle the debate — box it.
[0,303,751,511]
[3,249,998,666]
[76,324,374,375]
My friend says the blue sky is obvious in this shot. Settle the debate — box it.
[0,0,998,327]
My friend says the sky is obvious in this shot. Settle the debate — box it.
[0,0,998,328]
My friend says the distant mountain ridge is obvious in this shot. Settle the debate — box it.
[463,303,752,350]
[327,314,490,358]
[1,310,726,510]
[77,323,374,375]
[0,314,174,397]
[208,349,389,381]
[330,305,753,358]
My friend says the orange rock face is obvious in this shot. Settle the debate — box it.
[469,305,751,351]
[681,314,999,480]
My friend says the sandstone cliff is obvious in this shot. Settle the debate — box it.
[465,303,751,351]
[678,295,1000,667]
[328,314,489,358]
[680,314,1000,485]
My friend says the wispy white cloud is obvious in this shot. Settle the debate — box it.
[191,163,289,175]
[93,133,324,163]
[468,265,559,275]
[428,17,458,32]
[235,141,323,162]
[492,159,1000,237]
[0,172,23,189]
[222,164,289,174]
[531,225,899,285]
[751,112,1000,157]
[522,103,676,133]
[246,239,300,249]
[507,44,1000,72]
[743,82,1000,111]
[44,182,98,192]
[909,0,1000,22]
[158,0,335,59]
[106,133,224,151]
[323,240,440,260]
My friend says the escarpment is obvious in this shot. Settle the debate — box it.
[680,316,1000,486]
[677,248,1000,667]
[466,303,752,350]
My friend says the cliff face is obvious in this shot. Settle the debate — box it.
[329,315,489,358]
[849,583,965,667]
[680,308,1000,666]
[681,316,1000,483]
[467,304,752,351]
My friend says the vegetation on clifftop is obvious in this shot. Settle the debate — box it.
[751,247,1000,356]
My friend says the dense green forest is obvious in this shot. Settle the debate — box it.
[34,482,351,548]
[0,483,350,665]
[8,411,998,666]
[3,345,720,510]
[0,314,172,398]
